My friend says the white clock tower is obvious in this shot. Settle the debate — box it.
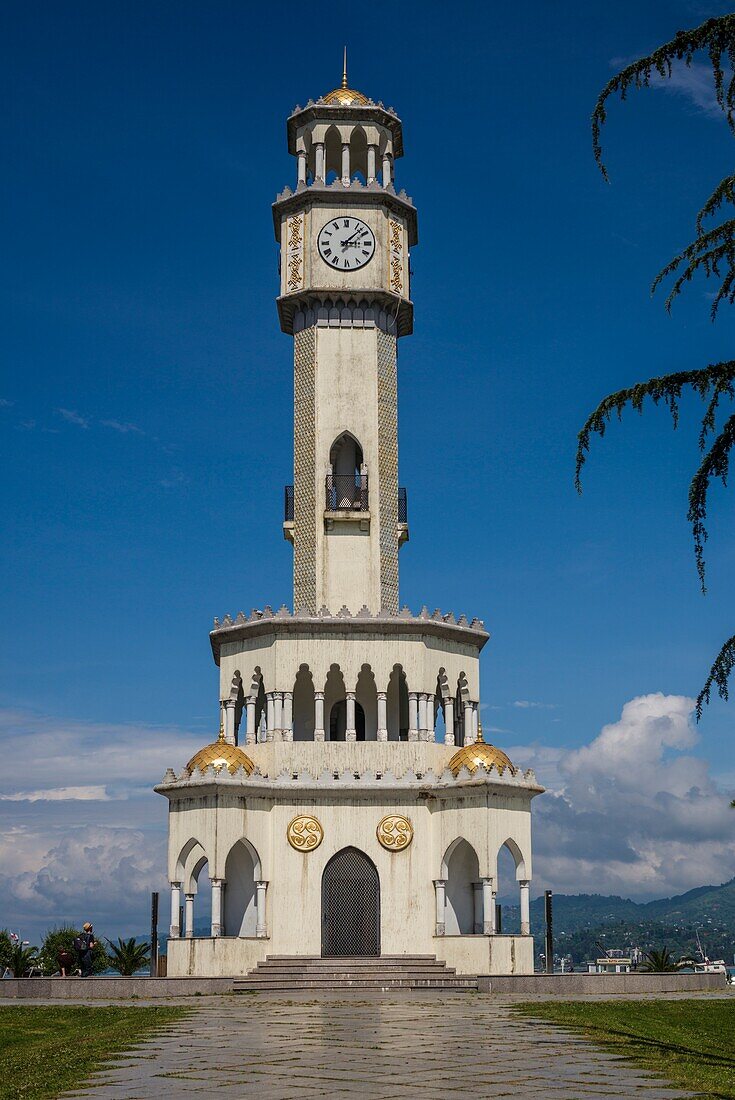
[276,65,416,615]
[157,66,542,984]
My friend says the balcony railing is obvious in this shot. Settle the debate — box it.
[284,484,294,522]
[326,473,368,512]
[398,487,408,524]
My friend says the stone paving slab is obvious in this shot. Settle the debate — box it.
[58,994,697,1099]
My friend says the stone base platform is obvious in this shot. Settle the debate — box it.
[0,969,726,999]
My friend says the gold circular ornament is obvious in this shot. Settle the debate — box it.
[377,814,413,851]
[287,815,324,852]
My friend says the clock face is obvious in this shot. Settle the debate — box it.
[317,216,376,271]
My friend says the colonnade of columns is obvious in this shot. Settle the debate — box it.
[223,689,480,746]
[300,141,393,188]
[169,879,269,940]
[432,877,532,937]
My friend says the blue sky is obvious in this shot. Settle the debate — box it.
[2,0,734,939]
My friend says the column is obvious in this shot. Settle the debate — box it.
[463,701,473,746]
[473,703,479,741]
[169,882,181,938]
[377,692,388,741]
[519,880,531,936]
[314,691,325,741]
[184,893,194,938]
[341,141,350,185]
[482,878,495,935]
[408,692,419,742]
[382,152,391,187]
[223,699,236,745]
[426,697,435,743]
[282,691,293,741]
[444,698,455,746]
[345,691,356,742]
[246,696,256,746]
[297,149,306,185]
[367,144,377,184]
[433,879,446,936]
[211,880,223,938]
[273,692,283,739]
[256,880,268,938]
[266,692,275,741]
[315,142,325,181]
[418,693,428,740]
[472,882,483,934]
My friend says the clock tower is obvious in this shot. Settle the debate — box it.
[157,65,542,984]
[274,64,417,614]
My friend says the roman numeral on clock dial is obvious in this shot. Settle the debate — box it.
[317,216,376,273]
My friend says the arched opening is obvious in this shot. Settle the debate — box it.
[328,432,366,511]
[350,126,368,183]
[322,847,380,957]
[293,664,315,741]
[324,665,346,741]
[433,694,445,743]
[495,839,526,935]
[355,664,377,741]
[443,839,480,936]
[455,673,470,744]
[329,698,365,740]
[324,125,341,184]
[386,665,409,741]
[223,839,261,937]
[190,856,210,938]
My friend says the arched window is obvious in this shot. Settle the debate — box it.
[355,664,377,741]
[495,839,527,935]
[324,665,346,741]
[223,839,261,937]
[443,838,480,935]
[324,126,341,184]
[350,126,368,183]
[293,664,315,741]
[387,665,408,741]
[328,432,367,511]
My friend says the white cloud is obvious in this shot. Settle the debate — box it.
[100,419,144,435]
[610,56,727,119]
[0,786,111,802]
[512,700,558,710]
[511,693,735,899]
[57,407,89,428]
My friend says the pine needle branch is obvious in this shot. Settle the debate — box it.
[696,633,735,718]
[687,411,735,589]
[592,15,735,179]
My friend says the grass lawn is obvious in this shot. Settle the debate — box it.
[0,1004,188,1099]
[514,999,735,1099]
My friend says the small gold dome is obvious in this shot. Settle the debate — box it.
[448,726,515,778]
[322,85,369,107]
[186,729,254,777]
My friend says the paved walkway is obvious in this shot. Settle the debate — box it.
[65,994,693,1099]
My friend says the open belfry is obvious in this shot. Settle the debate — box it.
[157,62,544,983]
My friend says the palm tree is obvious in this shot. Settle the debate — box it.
[577,13,735,717]
[639,947,678,973]
[106,937,150,977]
[9,944,40,978]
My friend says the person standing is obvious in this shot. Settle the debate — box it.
[74,923,96,978]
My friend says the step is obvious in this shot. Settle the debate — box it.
[250,964,455,975]
[233,978,478,992]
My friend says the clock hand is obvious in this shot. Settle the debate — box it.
[341,228,361,250]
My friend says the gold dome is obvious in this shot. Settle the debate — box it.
[448,726,515,778]
[186,728,254,776]
[322,50,370,107]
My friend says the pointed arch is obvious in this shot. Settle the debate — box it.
[324,124,341,183]
[223,838,262,937]
[350,125,368,182]
[442,837,479,936]
[293,663,315,741]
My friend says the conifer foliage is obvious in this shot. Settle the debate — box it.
[577,14,735,718]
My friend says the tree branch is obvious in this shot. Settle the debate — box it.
[696,633,735,719]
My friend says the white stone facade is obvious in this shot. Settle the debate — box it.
[157,74,544,978]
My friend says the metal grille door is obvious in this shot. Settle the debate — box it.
[322,847,380,957]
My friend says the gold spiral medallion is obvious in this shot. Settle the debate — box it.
[377,814,413,851]
[287,815,324,852]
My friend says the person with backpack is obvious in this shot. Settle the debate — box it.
[73,923,96,977]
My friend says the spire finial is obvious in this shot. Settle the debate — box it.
[476,720,485,744]
[342,46,348,89]
[218,714,226,742]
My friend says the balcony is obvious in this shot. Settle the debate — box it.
[326,473,368,513]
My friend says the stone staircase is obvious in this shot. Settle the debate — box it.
[233,955,478,993]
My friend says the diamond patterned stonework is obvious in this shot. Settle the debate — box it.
[293,326,316,612]
[377,328,399,613]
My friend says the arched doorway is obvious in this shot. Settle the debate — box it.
[321,847,380,957]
